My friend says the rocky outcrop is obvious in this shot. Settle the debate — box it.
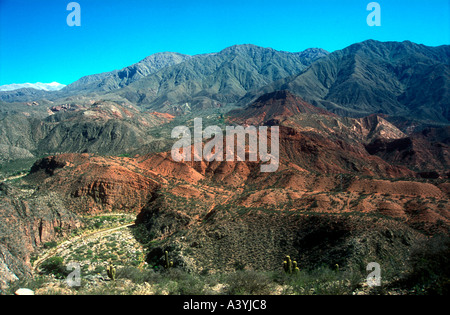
[28,154,161,214]
[0,183,82,291]
[365,127,450,173]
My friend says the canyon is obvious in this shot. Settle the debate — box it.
[0,40,448,294]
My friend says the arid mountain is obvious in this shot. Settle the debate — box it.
[227,90,333,125]
[0,45,329,164]
[0,45,328,108]
[240,40,450,124]
[107,44,329,113]
[2,40,448,122]
[8,91,445,278]
[0,100,173,163]
[0,40,449,293]
[62,52,192,94]
[228,90,448,175]
[0,88,55,103]
[11,141,446,275]
[0,52,192,103]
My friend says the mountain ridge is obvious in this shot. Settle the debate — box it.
[106,44,329,113]
[0,44,329,105]
[238,40,450,124]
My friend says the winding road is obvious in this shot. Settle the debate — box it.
[32,222,135,272]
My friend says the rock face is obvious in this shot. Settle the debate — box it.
[0,244,21,290]
[0,182,82,292]
[28,153,161,214]
[366,126,450,172]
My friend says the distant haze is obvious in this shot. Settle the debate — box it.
[0,82,66,92]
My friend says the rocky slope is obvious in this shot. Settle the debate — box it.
[62,52,192,94]
[10,92,446,275]
[17,147,448,275]
[0,182,82,292]
[0,40,448,292]
[108,44,329,113]
[0,100,173,164]
[240,40,450,124]
[229,90,447,176]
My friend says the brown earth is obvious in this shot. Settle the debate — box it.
[1,90,448,288]
[0,182,82,291]
[19,143,448,275]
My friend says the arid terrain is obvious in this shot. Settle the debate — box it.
[0,40,449,295]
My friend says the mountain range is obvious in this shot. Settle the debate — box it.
[239,40,450,124]
[1,40,448,124]
[0,39,449,294]
[0,82,66,92]
[0,40,448,169]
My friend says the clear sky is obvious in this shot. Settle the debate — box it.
[0,0,449,85]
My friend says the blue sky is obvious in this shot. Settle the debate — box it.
[0,0,449,85]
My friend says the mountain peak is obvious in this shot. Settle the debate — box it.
[219,44,275,54]
[252,90,331,115]
[141,51,191,62]
[295,48,329,60]
[229,90,333,125]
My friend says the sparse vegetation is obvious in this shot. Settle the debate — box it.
[40,257,69,279]
[398,234,450,295]
[5,265,397,295]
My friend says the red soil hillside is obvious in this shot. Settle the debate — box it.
[228,90,333,125]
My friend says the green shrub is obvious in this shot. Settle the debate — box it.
[40,257,68,279]
[164,269,206,295]
[94,221,103,229]
[43,241,58,249]
[404,235,450,294]
[225,270,274,295]
[116,266,162,284]
[277,267,362,295]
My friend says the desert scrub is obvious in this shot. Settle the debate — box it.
[400,234,450,295]
[277,266,362,295]
[224,270,275,295]
[43,241,58,249]
[4,276,48,295]
[81,214,135,232]
[116,267,209,295]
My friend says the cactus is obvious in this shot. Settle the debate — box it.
[106,263,116,281]
[283,255,299,274]
[293,261,300,273]
[164,251,174,269]
[137,252,146,270]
